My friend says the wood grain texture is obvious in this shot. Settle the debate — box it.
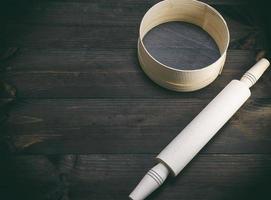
[1,154,271,200]
[2,98,271,154]
[0,1,262,50]
[1,23,259,50]
[0,0,247,26]
[0,49,258,72]
[0,0,270,200]
[1,50,270,99]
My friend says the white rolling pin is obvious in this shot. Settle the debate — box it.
[129,58,270,200]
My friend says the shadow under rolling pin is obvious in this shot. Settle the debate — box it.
[129,58,270,200]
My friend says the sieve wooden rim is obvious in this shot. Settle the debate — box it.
[138,0,230,92]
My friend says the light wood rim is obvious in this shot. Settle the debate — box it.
[138,0,230,91]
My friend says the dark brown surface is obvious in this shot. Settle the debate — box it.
[0,0,271,200]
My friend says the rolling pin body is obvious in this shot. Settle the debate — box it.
[157,80,250,175]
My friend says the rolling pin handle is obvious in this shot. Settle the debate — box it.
[241,58,270,88]
[129,163,169,200]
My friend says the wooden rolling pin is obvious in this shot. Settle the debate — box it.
[129,58,270,200]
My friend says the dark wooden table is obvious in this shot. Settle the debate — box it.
[0,0,271,200]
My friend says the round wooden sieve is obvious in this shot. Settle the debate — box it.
[138,0,230,91]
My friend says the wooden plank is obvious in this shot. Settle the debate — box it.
[1,0,247,26]
[2,49,270,99]
[3,98,271,154]
[1,0,260,51]
[1,23,258,50]
[2,49,257,72]
[1,154,271,199]
[1,71,270,99]
[1,25,138,49]
[2,61,270,99]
